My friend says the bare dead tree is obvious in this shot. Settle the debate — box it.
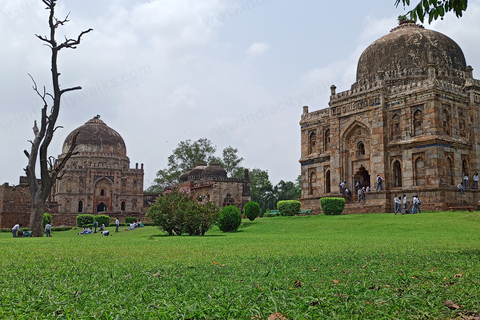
[24,0,92,237]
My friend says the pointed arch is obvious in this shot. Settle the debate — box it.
[413,110,423,136]
[308,169,317,195]
[357,142,365,155]
[392,160,402,187]
[442,109,451,135]
[323,129,330,152]
[414,157,425,186]
[462,159,469,176]
[324,169,331,193]
[391,113,401,140]
[459,109,467,138]
[308,131,316,154]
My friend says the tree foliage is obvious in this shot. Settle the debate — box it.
[217,205,242,232]
[395,0,468,23]
[146,187,220,236]
[147,139,243,193]
[25,0,91,236]
[243,201,261,221]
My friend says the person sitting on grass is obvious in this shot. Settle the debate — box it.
[98,224,105,232]
[101,230,110,236]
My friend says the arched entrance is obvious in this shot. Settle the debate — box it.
[94,177,113,212]
[354,165,370,188]
[96,202,107,213]
[325,170,331,193]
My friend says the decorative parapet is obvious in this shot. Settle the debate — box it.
[300,108,329,122]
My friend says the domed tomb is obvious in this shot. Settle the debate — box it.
[203,163,227,178]
[356,22,466,82]
[62,116,127,157]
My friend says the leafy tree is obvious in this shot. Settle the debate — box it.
[395,0,468,23]
[147,139,244,192]
[146,187,219,236]
[275,180,301,201]
[24,0,91,236]
[219,146,244,177]
[217,205,242,232]
[243,201,261,221]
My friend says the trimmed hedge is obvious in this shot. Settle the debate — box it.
[320,197,345,215]
[277,200,301,216]
[77,214,95,227]
[95,215,110,227]
[243,201,261,221]
[218,205,242,232]
[125,217,137,224]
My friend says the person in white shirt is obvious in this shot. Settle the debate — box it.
[12,223,21,238]
[403,194,407,214]
[394,196,402,215]
[463,174,469,189]
[473,173,479,190]
[458,182,465,195]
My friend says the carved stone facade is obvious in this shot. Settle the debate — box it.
[300,23,480,213]
[52,117,145,215]
[178,163,251,211]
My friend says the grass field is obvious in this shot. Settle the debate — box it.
[1,211,480,319]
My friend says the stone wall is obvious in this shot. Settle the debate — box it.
[0,183,31,228]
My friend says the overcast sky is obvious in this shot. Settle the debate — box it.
[1,0,480,189]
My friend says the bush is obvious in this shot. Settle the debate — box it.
[51,226,72,232]
[146,187,219,236]
[277,200,301,216]
[77,214,95,227]
[95,215,110,227]
[320,197,345,215]
[125,217,137,224]
[218,205,242,232]
[43,212,52,227]
[243,201,261,221]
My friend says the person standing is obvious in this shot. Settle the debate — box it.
[45,222,52,237]
[115,218,119,232]
[376,175,385,191]
[345,188,352,201]
[12,223,21,238]
[464,174,469,189]
[394,195,402,215]
[93,220,98,233]
[473,173,479,190]
[458,182,465,195]
[358,187,363,203]
[403,194,407,214]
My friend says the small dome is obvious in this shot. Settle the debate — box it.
[62,117,127,157]
[356,23,466,82]
[179,170,191,182]
[203,163,227,178]
[188,163,208,179]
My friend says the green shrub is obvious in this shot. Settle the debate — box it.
[43,212,52,227]
[77,214,95,227]
[320,197,345,215]
[125,217,137,224]
[95,215,110,227]
[243,201,261,221]
[218,205,242,232]
[146,187,219,236]
[277,200,301,216]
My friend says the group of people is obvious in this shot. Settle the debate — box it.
[339,180,371,203]
[12,223,51,237]
[393,194,421,215]
[458,172,479,194]
[127,220,144,230]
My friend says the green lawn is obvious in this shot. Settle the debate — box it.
[1,211,480,319]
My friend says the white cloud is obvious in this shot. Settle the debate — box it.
[246,42,270,57]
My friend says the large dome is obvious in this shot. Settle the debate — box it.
[62,117,127,157]
[356,22,466,82]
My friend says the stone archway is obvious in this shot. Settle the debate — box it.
[354,165,370,188]
[94,177,113,212]
[96,202,107,213]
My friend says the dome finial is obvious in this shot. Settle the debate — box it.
[94,114,101,119]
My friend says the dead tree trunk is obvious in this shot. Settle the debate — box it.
[24,0,91,237]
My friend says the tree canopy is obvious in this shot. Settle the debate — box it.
[395,0,468,23]
[146,138,244,193]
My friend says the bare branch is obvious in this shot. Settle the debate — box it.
[24,150,30,158]
[60,86,82,95]
[53,125,63,133]
[58,28,93,50]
